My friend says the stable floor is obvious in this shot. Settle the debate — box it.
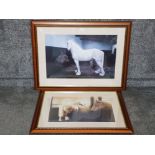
[0,87,155,134]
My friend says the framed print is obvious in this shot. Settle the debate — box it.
[30,91,133,134]
[31,21,131,90]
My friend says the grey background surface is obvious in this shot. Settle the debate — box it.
[0,19,155,87]
[0,20,155,135]
[0,87,155,135]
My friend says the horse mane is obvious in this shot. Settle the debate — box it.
[69,40,82,50]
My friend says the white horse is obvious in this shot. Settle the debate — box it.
[67,40,105,76]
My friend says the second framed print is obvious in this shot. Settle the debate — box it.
[30,91,133,134]
[31,21,131,90]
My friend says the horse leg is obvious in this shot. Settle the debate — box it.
[74,60,81,75]
[95,58,105,76]
[94,68,101,74]
[91,58,100,74]
[58,106,63,121]
[99,53,105,76]
[99,63,105,76]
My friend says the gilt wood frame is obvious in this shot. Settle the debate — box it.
[30,20,133,134]
[30,91,133,134]
[31,21,132,91]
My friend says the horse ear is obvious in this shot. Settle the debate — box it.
[67,41,70,46]
[70,41,72,46]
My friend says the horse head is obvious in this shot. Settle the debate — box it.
[67,40,73,51]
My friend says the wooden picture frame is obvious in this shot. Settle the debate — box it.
[30,91,133,134]
[30,20,133,134]
[31,21,131,91]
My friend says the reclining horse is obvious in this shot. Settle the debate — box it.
[58,98,112,121]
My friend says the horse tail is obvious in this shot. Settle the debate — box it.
[112,44,116,54]
[101,51,104,67]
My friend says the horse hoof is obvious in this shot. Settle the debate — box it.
[65,116,70,121]
[95,69,100,74]
[76,72,81,76]
[59,117,62,121]
[99,72,105,76]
